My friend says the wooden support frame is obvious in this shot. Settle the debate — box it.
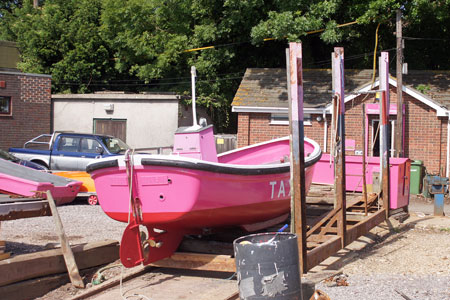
[379,52,391,218]
[288,42,308,274]
[332,47,347,248]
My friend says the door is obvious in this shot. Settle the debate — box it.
[51,136,82,170]
[371,120,395,157]
[94,119,127,142]
[78,137,104,170]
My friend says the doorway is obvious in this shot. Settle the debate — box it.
[371,119,395,157]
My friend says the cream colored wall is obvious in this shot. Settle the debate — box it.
[53,99,178,148]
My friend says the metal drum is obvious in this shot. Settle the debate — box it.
[233,232,301,300]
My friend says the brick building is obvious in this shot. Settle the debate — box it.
[0,41,52,150]
[231,68,450,175]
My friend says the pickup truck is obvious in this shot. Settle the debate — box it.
[9,132,130,171]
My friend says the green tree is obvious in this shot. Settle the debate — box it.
[1,0,449,132]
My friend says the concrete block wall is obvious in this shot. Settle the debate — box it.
[0,72,51,149]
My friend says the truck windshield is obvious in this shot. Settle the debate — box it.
[101,137,130,154]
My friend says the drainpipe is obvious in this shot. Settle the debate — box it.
[447,113,450,178]
[323,110,328,153]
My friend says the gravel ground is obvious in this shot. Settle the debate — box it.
[1,197,450,300]
[315,220,450,300]
[0,198,127,255]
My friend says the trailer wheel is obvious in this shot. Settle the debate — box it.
[88,195,98,206]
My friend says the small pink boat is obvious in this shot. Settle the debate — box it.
[0,158,82,205]
[87,125,321,267]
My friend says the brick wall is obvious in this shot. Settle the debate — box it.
[236,86,447,174]
[0,73,51,149]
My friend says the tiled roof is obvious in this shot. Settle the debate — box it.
[232,68,450,110]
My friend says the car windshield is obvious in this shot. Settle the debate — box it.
[101,137,130,154]
[0,149,19,162]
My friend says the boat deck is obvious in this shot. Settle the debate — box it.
[0,159,75,187]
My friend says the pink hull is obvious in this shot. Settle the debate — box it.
[0,159,82,205]
[87,135,321,267]
[89,136,321,232]
[92,164,316,230]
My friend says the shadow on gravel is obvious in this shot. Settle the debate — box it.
[5,241,50,255]
[318,216,433,271]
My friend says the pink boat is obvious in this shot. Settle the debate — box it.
[0,158,82,205]
[87,125,321,267]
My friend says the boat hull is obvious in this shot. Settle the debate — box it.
[93,164,316,230]
[87,136,321,267]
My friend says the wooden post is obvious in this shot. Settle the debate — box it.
[379,52,391,218]
[362,103,368,215]
[288,43,307,274]
[332,47,346,247]
[395,9,404,157]
[46,191,85,288]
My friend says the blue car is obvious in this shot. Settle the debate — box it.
[0,149,47,171]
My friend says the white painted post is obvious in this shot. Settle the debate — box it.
[379,52,390,216]
[191,66,198,127]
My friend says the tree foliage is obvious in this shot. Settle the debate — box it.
[1,0,449,131]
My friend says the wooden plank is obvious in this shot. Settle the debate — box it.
[0,272,69,300]
[46,191,84,288]
[308,234,337,243]
[0,200,50,221]
[345,209,386,245]
[151,252,236,272]
[0,240,119,287]
[288,42,308,275]
[0,253,11,261]
[307,236,342,271]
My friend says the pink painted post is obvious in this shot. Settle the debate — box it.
[379,52,391,216]
[332,47,347,247]
[288,42,307,274]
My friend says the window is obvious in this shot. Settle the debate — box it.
[0,96,11,115]
[58,136,81,152]
[270,113,311,125]
[80,138,102,153]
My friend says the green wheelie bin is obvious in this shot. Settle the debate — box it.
[410,160,424,195]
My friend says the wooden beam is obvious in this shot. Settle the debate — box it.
[332,47,347,248]
[288,42,308,274]
[345,209,386,245]
[151,252,236,272]
[0,240,119,287]
[0,273,70,300]
[395,9,404,157]
[46,191,84,288]
[307,236,341,271]
[0,200,50,221]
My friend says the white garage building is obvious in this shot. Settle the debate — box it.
[52,92,180,149]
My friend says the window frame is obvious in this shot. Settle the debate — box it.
[0,96,12,116]
[270,113,312,126]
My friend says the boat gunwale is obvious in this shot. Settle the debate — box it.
[86,137,322,175]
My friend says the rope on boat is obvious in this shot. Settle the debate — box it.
[120,149,153,300]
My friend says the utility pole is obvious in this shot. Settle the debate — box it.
[33,0,39,8]
[395,9,404,157]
